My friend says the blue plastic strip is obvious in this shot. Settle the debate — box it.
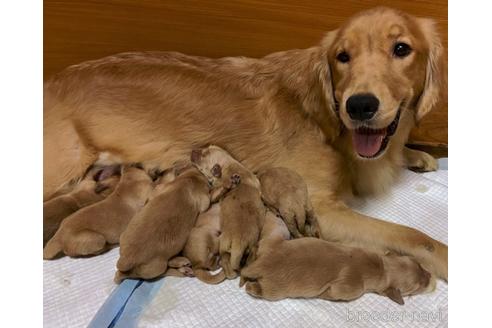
[87,279,142,328]
[113,279,165,328]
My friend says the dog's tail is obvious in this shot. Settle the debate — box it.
[194,268,226,285]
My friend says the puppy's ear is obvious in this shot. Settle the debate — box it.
[191,149,202,164]
[415,18,446,122]
[383,287,404,305]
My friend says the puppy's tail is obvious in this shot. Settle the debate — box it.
[194,268,226,285]
[43,237,62,260]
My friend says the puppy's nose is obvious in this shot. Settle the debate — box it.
[346,93,380,121]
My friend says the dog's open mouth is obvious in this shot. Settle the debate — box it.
[351,110,401,158]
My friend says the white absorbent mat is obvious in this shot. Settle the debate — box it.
[43,169,448,327]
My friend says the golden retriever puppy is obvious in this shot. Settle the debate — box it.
[43,165,121,246]
[44,7,448,280]
[182,203,226,284]
[115,163,210,283]
[258,167,319,238]
[191,145,265,279]
[241,227,435,304]
[43,166,152,259]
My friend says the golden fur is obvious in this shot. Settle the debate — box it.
[43,7,447,279]
[43,166,152,259]
[258,167,319,238]
[192,145,265,279]
[42,165,120,246]
[241,212,435,304]
[182,203,226,284]
[115,164,210,282]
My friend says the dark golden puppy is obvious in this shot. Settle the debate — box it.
[241,212,436,304]
[192,145,265,279]
[115,163,210,282]
[43,165,121,246]
[43,166,152,259]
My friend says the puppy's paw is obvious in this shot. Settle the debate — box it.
[168,256,191,268]
[178,266,195,277]
[230,174,241,187]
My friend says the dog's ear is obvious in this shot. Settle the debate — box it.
[314,29,342,142]
[382,287,405,305]
[414,18,447,122]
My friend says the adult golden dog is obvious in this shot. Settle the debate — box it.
[43,7,447,279]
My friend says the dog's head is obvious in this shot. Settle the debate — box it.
[321,7,445,159]
[381,253,436,304]
[191,145,235,185]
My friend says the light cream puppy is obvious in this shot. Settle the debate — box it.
[191,145,265,279]
[182,203,226,284]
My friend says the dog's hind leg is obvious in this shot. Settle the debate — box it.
[44,116,98,201]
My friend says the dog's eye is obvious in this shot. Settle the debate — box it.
[393,42,412,58]
[336,51,350,63]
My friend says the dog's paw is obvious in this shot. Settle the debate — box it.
[406,149,438,173]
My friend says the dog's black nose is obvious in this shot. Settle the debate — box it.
[346,93,379,121]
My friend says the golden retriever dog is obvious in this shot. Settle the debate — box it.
[191,145,265,279]
[182,203,226,284]
[241,211,435,304]
[43,165,121,246]
[43,7,447,281]
[43,165,153,259]
[115,162,210,283]
[258,167,319,238]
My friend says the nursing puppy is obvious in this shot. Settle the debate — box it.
[258,167,319,238]
[115,162,210,282]
[192,145,265,279]
[43,165,121,246]
[182,203,226,284]
[241,214,435,304]
[43,165,152,259]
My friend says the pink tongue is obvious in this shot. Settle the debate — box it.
[352,132,385,157]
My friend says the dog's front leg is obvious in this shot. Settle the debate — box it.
[310,193,447,280]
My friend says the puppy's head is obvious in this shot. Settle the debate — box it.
[381,253,436,304]
[191,145,237,185]
[321,7,445,159]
